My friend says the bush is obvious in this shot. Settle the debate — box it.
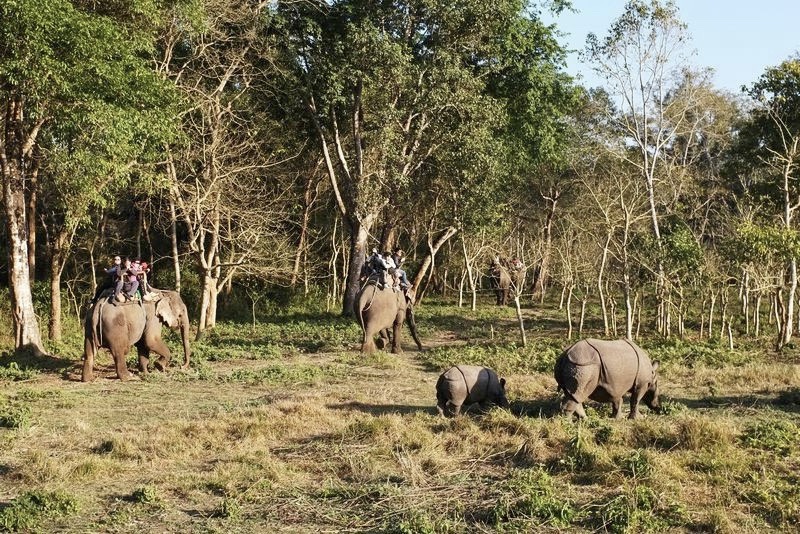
[492,467,578,527]
[741,419,799,454]
[0,490,79,531]
[590,486,687,533]
[131,485,159,504]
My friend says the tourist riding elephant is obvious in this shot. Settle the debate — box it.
[355,282,423,354]
[82,290,191,382]
[488,257,512,306]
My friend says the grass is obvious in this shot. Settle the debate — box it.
[0,293,798,531]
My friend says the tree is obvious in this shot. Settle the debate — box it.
[276,0,573,315]
[0,0,173,352]
[158,1,296,337]
[584,0,694,335]
[729,58,800,348]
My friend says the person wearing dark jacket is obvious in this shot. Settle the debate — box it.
[91,255,122,303]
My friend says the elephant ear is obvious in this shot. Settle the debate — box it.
[155,297,180,328]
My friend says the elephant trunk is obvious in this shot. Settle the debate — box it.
[406,307,423,351]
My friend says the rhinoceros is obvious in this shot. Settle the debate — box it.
[436,365,508,417]
[554,338,661,420]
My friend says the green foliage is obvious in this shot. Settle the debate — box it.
[643,338,752,367]
[418,339,562,376]
[131,485,160,505]
[615,449,653,479]
[0,403,32,430]
[220,364,338,386]
[740,419,799,455]
[0,361,40,381]
[590,485,688,534]
[216,496,242,520]
[492,467,578,527]
[743,471,800,526]
[729,222,800,263]
[0,490,79,531]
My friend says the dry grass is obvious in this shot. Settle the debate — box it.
[1,302,799,532]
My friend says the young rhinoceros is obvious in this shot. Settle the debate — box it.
[436,365,508,417]
[554,338,661,420]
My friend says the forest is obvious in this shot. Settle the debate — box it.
[0,0,799,532]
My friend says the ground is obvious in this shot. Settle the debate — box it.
[0,299,798,532]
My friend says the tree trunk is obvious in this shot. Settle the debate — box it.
[168,197,181,292]
[342,214,374,317]
[26,158,38,281]
[411,226,458,303]
[292,170,319,287]
[47,227,72,342]
[533,194,558,303]
[598,233,611,336]
[2,162,45,354]
[780,259,797,347]
[566,284,574,339]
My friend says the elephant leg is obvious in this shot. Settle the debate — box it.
[361,328,377,354]
[391,320,403,354]
[82,337,96,382]
[146,337,172,372]
[611,398,624,419]
[111,347,130,381]
[136,342,150,374]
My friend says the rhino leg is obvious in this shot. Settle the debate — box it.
[629,389,645,419]
[451,403,463,417]
[610,398,624,419]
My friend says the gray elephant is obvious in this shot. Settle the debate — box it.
[354,282,422,354]
[82,290,191,382]
[488,257,512,306]
[554,338,660,420]
[436,365,508,417]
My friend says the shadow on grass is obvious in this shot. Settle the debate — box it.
[667,389,800,414]
[326,400,435,417]
[510,397,561,418]
[0,344,75,375]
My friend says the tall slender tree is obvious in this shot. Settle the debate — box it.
[0,0,173,352]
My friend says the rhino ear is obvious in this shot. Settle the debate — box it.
[500,378,506,388]
[652,360,660,372]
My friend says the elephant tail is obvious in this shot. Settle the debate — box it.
[91,300,105,348]
[361,283,378,313]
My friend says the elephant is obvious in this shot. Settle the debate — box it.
[354,281,423,354]
[82,289,191,382]
[554,338,661,420]
[488,257,512,306]
[436,365,508,417]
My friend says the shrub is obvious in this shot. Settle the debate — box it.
[131,485,159,504]
[742,471,800,526]
[491,467,578,527]
[740,419,799,455]
[0,405,31,429]
[590,486,687,533]
[0,361,39,381]
[0,490,79,531]
[616,449,653,480]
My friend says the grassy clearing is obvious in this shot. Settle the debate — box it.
[0,295,798,532]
